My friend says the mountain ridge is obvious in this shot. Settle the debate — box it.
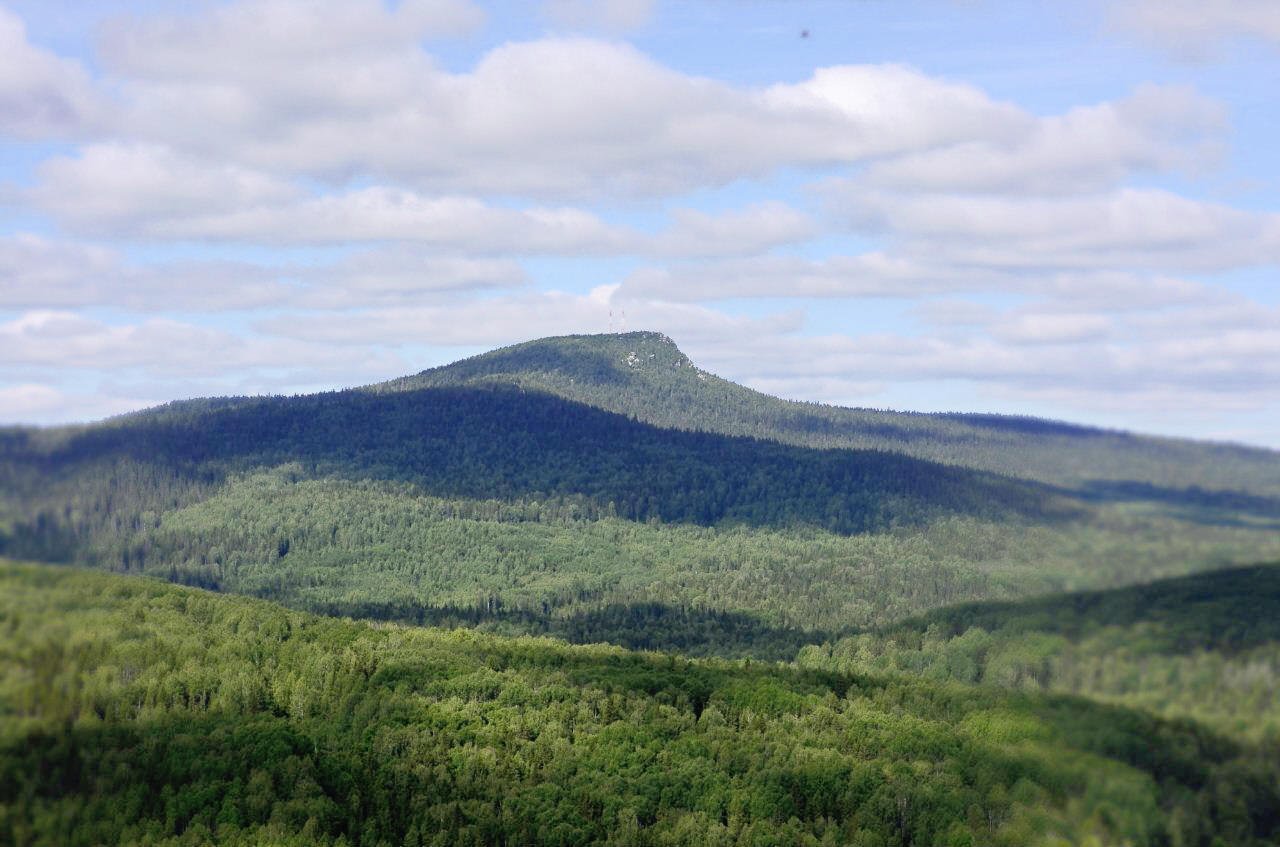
[17,331,1276,489]
[365,331,1280,497]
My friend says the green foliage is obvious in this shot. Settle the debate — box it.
[8,466,1280,659]
[3,561,1279,846]
[797,565,1280,741]
[3,333,1271,659]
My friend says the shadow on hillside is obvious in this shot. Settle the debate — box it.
[302,597,837,662]
[888,562,1280,655]
[936,412,1113,439]
[9,385,1075,542]
[1077,479,1280,528]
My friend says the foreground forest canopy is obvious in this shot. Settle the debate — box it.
[2,332,1280,657]
[3,562,1279,847]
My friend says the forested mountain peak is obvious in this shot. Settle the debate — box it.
[370,331,1280,496]
[376,330,724,397]
[6,330,1279,500]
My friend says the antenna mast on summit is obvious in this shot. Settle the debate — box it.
[620,310,627,332]
[608,310,614,332]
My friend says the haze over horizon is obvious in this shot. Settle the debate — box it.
[2,0,1278,447]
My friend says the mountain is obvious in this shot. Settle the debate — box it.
[2,331,1279,657]
[5,559,1279,847]
[378,331,1280,499]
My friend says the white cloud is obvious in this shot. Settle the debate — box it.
[87,4,1038,199]
[0,382,159,424]
[763,64,1030,155]
[31,143,301,235]
[27,144,817,257]
[859,85,1226,195]
[29,147,634,251]
[1111,0,1280,58]
[840,187,1280,272]
[1033,272,1216,311]
[298,250,528,308]
[146,188,637,252]
[0,233,117,306]
[0,233,295,311]
[0,234,535,312]
[622,256,1223,311]
[0,310,406,378]
[742,329,1279,397]
[989,312,1114,346]
[100,0,484,79]
[622,253,995,300]
[650,203,818,258]
[0,6,104,139]
[256,285,804,348]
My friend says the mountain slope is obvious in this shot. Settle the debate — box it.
[799,563,1280,740]
[0,381,1065,541]
[5,560,1279,847]
[381,331,1280,501]
[2,332,1280,659]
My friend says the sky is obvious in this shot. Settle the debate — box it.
[1,0,1278,447]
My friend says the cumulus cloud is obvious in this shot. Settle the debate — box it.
[100,0,485,78]
[858,85,1226,196]
[0,310,406,378]
[297,250,529,308]
[698,313,1280,404]
[622,256,1223,310]
[256,285,804,348]
[0,6,104,139]
[30,143,301,236]
[649,203,818,258]
[0,234,539,312]
[0,233,295,311]
[622,253,993,301]
[29,146,632,251]
[838,187,1280,272]
[27,144,816,257]
[989,312,1115,346]
[88,2,1036,199]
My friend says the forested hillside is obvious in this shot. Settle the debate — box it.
[3,332,1280,660]
[4,561,1279,847]
[797,564,1280,741]
[5,335,1280,845]
[382,332,1280,498]
[0,380,1065,542]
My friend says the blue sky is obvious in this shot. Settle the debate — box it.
[1,0,1278,446]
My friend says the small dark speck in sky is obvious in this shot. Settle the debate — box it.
[800,28,810,38]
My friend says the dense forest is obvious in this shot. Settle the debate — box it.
[4,561,1280,847]
[4,333,1280,844]
[2,332,1280,661]
[6,464,1276,660]
[383,332,1280,498]
[797,564,1280,742]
